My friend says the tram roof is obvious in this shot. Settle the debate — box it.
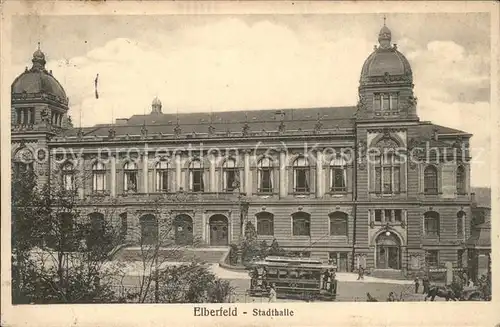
[251,256,337,269]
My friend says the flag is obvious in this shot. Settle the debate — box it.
[94,73,99,99]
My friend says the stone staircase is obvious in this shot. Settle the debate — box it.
[113,246,229,264]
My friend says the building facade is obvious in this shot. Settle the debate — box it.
[11,24,475,274]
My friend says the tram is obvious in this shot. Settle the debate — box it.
[248,256,338,301]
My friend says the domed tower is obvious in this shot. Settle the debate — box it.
[356,22,418,121]
[151,97,162,114]
[11,45,70,132]
[11,46,70,184]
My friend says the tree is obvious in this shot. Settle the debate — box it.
[11,165,125,303]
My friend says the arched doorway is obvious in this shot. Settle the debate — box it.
[140,214,158,245]
[209,215,229,246]
[375,232,401,269]
[173,214,193,245]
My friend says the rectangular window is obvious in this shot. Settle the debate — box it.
[63,173,74,191]
[384,209,392,222]
[374,94,381,111]
[23,108,29,125]
[191,169,204,192]
[382,94,390,110]
[16,108,22,125]
[225,169,236,191]
[394,209,402,222]
[93,172,106,192]
[425,250,439,268]
[383,167,392,193]
[124,171,138,192]
[375,209,382,222]
[331,167,347,192]
[259,168,273,193]
[390,93,399,110]
[393,167,400,193]
[30,108,35,124]
[294,168,310,193]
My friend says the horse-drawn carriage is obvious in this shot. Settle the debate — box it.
[248,256,338,301]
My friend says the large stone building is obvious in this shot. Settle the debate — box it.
[11,24,476,274]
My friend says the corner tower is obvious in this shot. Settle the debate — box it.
[356,22,418,121]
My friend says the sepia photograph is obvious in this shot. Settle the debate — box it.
[1,1,498,326]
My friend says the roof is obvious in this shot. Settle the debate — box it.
[62,106,357,138]
[361,47,413,78]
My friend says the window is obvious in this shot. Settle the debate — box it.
[424,211,440,237]
[119,213,128,242]
[256,212,274,236]
[123,162,138,193]
[425,250,439,268]
[330,156,347,192]
[258,157,273,193]
[457,211,465,238]
[456,165,466,194]
[61,162,74,191]
[424,166,438,194]
[190,160,204,192]
[384,209,392,221]
[223,158,237,192]
[155,161,169,192]
[13,162,33,179]
[373,93,399,111]
[292,212,310,236]
[92,162,106,193]
[394,209,402,222]
[329,212,348,236]
[293,157,310,193]
[374,152,400,194]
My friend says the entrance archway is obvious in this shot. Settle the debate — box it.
[209,215,229,246]
[173,214,193,245]
[375,232,401,269]
[140,214,158,245]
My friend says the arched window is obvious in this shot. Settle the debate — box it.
[292,212,310,236]
[457,211,466,238]
[123,162,138,193]
[424,166,438,194]
[189,160,204,192]
[223,158,237,192]
[256,212,274,236]
[329,212,348,236]
[374,150,400,194]
[155,160,169,192]
[456,165,466,194]
[424,211,440,237]
[92,162,106,193]
[293,157,310,193]
[12,148,34,179]
[61,162,74,191]
[258,157,273,193]
[330,156,347,193]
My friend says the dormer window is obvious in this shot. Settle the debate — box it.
[374,93,399,111]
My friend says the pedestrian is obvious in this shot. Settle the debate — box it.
[422,275,430,294]
[268,283,277,303]
[414,276,420,293]
[357,266,364,280]
[322,269,330,290]
[462,272,469,286]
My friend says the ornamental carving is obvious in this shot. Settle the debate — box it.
[208,124,216,136]
[376,137,399,149]
[357,94,368,111]
[108,128,116,139]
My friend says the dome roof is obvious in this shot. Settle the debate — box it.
[11,47,68,104]
[360,24,413,84]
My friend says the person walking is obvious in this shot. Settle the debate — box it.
[357,266,364,280]
[268,284,277,303]
[414,276,420,293]
[422,275,430,294]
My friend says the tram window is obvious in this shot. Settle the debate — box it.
[311,271,321,280]
[278,270,287,279]
[268,269,278,278]
[289,270,299,279]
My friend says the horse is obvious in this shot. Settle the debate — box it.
[424,285,458,301]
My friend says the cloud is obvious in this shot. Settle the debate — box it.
[8,18,491,186]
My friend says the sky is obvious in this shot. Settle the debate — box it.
[9,13,492,187]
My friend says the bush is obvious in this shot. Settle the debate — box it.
[228,244,239,265]
[268,239,285,256]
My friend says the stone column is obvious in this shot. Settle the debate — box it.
[77,155,85,199]
[244,150,251,195]
[142,153,148,193]
[110,155,116,197]
[279,150,287,198]
[175,153,182,191]
[210,154,216,192]
[316,150,323,198]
